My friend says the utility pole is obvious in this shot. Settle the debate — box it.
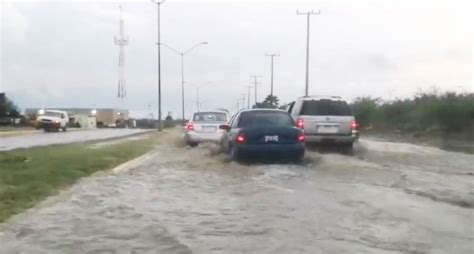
[250,75,261,106]
[265,53,279,100]
[196,87,200,112]
[241,94,246,110]
[247,86,252,109]
[151,0,165,131]
[297,10,320,96]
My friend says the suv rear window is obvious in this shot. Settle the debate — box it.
[238,111,294,127]
[300,100,352,116]
[193,112,227,122]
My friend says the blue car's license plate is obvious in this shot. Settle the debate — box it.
[264,135,279,142]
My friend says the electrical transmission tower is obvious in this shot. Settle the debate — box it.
[115,6,129,99]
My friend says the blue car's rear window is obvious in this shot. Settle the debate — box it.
[238,111,294,128]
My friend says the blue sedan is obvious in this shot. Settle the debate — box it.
[219,109,305,162]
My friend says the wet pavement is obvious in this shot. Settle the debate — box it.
[0,131,473,253]
[0,129,152,151]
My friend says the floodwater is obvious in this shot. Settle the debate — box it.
[0,131,473,253]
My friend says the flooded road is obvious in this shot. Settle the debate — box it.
[0,131,473,253]
[0,129,152,151]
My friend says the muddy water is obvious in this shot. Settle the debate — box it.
[1,132,473,253]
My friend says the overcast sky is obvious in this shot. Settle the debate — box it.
[1,0,472,118]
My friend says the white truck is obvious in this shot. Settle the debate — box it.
[36,110,69,132]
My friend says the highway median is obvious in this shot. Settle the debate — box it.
[0,131,160,223]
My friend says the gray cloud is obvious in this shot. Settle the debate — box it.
[1,0,472,118]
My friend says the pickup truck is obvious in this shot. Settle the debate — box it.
[36,110,69,132]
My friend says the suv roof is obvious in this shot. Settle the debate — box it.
[297,95,343,101]
[240,108,287,113]
[194,110,228,114]
[44,110,67,114]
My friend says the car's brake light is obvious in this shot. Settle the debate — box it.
[297,133,305,142]
[186,122,194,131]
[296,118,304,129]
[351,120,358,130]
[236,134,246,144]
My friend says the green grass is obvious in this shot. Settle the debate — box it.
[0,133,159,222]
[351,91,474,133]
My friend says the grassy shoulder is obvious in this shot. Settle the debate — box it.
[361,128,474,154]
[0,132,160,223]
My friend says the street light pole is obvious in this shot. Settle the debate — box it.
[151,0,165,131]
[159,42,207,122]
[181,54,185,120]
[265,53,279,100]
[297,10,320,96]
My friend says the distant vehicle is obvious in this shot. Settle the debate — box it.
[36,110,69,132]
[184,110,230,147]
[286,96,359,152]
[219,109,305,162]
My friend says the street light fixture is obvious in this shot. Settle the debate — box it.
[157,42,208,122]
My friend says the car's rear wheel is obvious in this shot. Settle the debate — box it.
[62,127,67,132]
[230,145,240,161]
[187,142,198,148]
[342,142,354,154]
[292,152,305,164]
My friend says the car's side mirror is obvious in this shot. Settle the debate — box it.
[219,124,230,131]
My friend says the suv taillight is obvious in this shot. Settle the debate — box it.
[351,120,358,130]
[296,118,304,129]
[186,122,194,131]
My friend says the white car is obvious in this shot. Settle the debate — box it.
[184,110,229,147]
[36,110,69,132]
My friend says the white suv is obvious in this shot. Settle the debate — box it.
[286,96,359,151]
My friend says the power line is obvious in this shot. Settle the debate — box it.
[297,10,320,96]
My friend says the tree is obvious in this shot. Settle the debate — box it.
[0,93,20,118]
[253,94,279,109]
[350,96,381,127]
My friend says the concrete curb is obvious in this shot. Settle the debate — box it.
[112,149,160,173]
[0,130,40,137]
